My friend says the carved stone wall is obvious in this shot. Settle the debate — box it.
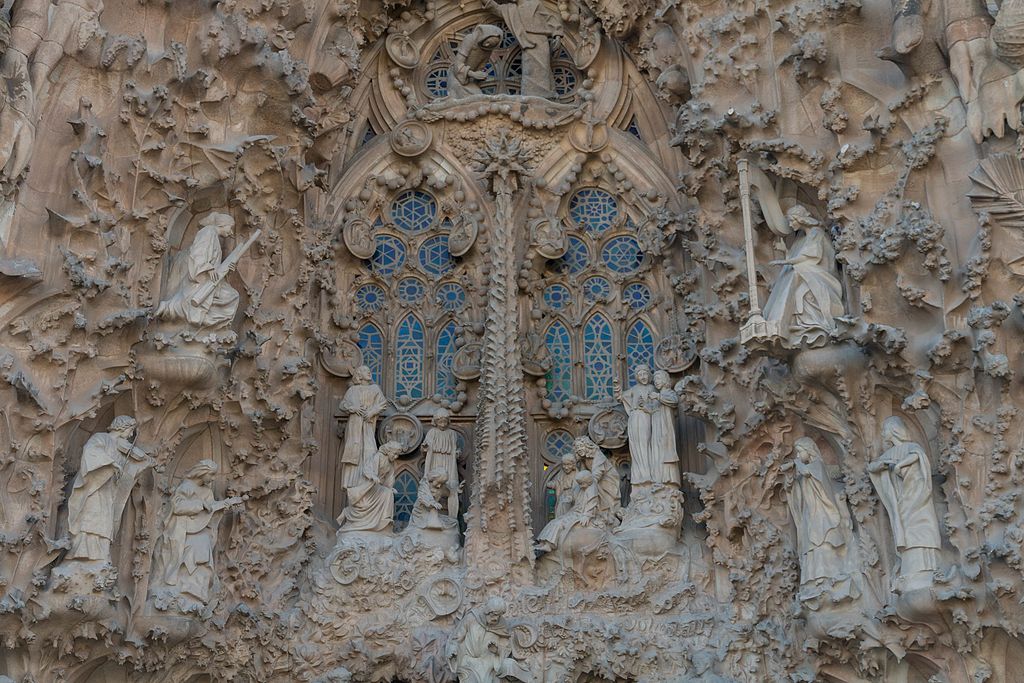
[3,0,1024,681]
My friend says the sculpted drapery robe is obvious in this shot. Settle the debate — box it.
[649,388,682,487]
[156,224,240,329]
[621,383,657,485]
[339,383,389,489]
[536,480,599,551]
[448,608,523,683]
[67,432,122,561]
[424,426,460,517]
[787,456,846,585]
[158,479,219,602]
[339,446,395,532]
[489,0,562,97]
[762,226,843,348]
[587,448,621,522]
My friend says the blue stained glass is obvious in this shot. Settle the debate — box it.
[626,115,643,141]
[546,486,557,521]
[362,124,377,145]
[358,323,384,385]
[426,67,449,98]
[394,470,418,531]
[583,276,611,303]
[395,314,425,400]
[553,65,577,96]
[584,314,615,400]
[623,282,652,310]
[390,190,437,234]
[543,283,571,310]
[545,321,572,403]
[436,320,458,400]
[569,188,619,234]
[544,429,574,462]
[397,277,426,304]
[626,320,655,387]
[419,235,454,276]
[601,235,643,274]
[355,284,386,313]
[553,236,589,275]
[370,234,406,276]
[499,27,518,49]
[436,282,466,311]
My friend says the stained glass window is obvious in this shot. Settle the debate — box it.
[393,470,419,531]
[553,65,577,97]
[395,314,425,400]
[419,235,454,276]
[361,123,377,145]
[426,67,449,98]
[544,321,572,403]
[583,276,611,303]
[436,320,458,401]
[626,320,655,386]
[358,323,384,385]
[397,277,426,304]
[601,235,643,274]
[553,236,589,275]
[436,282,467,311]
[390,190,437,234]
[569,188,619,234]
[584,314,615,400]
[544,429,574,463]
[370,234,406,277]
[623,282,652,310]
[355,284,386,313]
[626,115,643,141]
[545,485,557,521]
[543,283,571,310]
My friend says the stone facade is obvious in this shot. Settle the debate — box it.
[1,0,1024,681]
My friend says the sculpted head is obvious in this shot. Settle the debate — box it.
[353,365,373,385]
[882,416,913,449]
[561,452,577,473]
[793,437,819,464]
[109,415,137,440]
[201,212,235,238]
[633,364,652,386]
[785,205,819,231]
[184,459,218,485]
[379,440,403,460]
[432,407,451,428]
[653,369,671,390]
[483,596,507,626]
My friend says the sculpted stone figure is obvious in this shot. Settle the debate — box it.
[338,365,389,490]
[66,416,151,563]
[572,436,621,524]
[536,469,599,554]
[423,408,460,518]
[446,597,530,683]
[450,25,503,98]
[868,416,942,592]
[152,460,244,612]
[762,206,844,349]
[553,452,578,517]
[338,441,401,533]
[650,370,681,488]
[782,438,854,603]
[154,213,259,331]
[483,0,563,98]
[409,469,458,534]
[614,365,677,487]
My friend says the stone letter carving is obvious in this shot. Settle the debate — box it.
[483,0,564,98]
[338,440,401,533]
[868,416,942,592]
[338,365,389,490]
[67,415,151,563]
[450,25,504,98]
[154,213,260,331]
[423,408,461,518]
[152,460,244,612]
[446,596,530,683]
[761,206,844,349]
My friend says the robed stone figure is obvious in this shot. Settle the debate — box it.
[67,415,151,563]
[338,365,389,490]
[446,597,529,683]
[338,441,401,533]
[484,0,563,98]
[423,408,460,518]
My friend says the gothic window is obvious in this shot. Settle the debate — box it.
[355,283,386,313]
[395,314,425,400]
[419,235,454,276]
[601,235,643,274]
[544,320,572,403]
[583,275,611,303]
[543,283,572,310]
[554,236,589,275]
[370,234,406,277]
[391,190,437,234]
[569,188,619,234]
[625,115,643,141]
[435,320,459,401]
[583,314,614,400]
[397,277,427,305]
[544,429,575,460]
[358,322,385,385]
[393,470,419,532]
[626,319,655,384]
[437,282,467,311]
[623,282,652,311]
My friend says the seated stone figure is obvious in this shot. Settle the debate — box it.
[338,441,402,533]
[407,469,460,550]
[446,597,530,683]
[535,469,600,555]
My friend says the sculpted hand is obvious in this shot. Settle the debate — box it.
[968,58,1024,143]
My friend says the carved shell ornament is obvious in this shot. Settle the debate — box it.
[968,152,1024,227]
[342,216,375,260]
[389,120,433,158]
[588,406,628,449]
[379,413,424,455]
[654,334,697,373]
[385,32,420,69]
[452,342,483,380]
[319,341,363,378]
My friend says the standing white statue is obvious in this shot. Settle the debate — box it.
[613,365,660,486]
[650,370,682,488]
[867,416,942,592]
[783,438,849,599]
[423,408,460,518]
[66,416,152,563]
[572,436,621,525]
[152,460,245,612]
[446,596,530,683]
[154,213,260,330]
[761,206,844,348]
[338,441,401,533]
[483,0,563,98]
[338,365,389,490]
